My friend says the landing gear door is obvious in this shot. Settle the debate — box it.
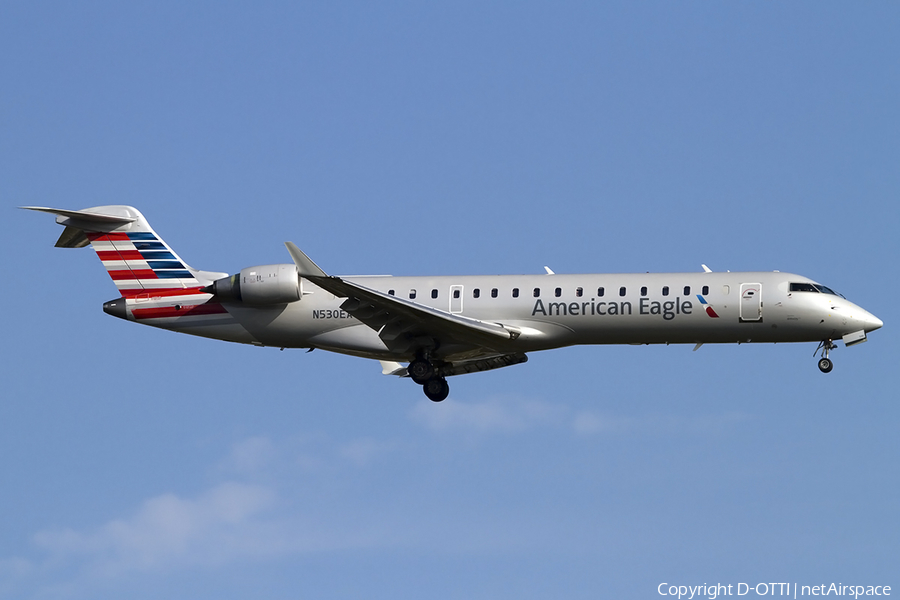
[449,285,464,314]
[740,283,762,322]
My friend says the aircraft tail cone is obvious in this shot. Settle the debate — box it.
[103,297,128,320]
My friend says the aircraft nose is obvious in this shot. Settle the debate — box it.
[864,312,883,332]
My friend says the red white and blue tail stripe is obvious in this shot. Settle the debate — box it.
[87,230,203,297]
[23,205,235,327]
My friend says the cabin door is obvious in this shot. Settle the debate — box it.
[740,283,762,322]
[449,285,464,314]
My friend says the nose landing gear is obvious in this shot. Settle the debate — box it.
[815,339,836,373]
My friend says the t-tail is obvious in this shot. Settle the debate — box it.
[22,205,229,322]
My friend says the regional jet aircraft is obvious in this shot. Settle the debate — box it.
[25,205,883,401]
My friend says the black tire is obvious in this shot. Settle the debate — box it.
[818,357,833,373]
[408,359,435,384]
[423,378,450,402]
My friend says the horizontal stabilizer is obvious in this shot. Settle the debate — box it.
[22,206,140,247]
[20,206,137,226]
[54,225,92,248]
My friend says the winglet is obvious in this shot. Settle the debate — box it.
[285,242,328,278]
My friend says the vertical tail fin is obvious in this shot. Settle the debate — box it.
[22,205,223,297]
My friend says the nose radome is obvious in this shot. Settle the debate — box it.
[865,313,883,332]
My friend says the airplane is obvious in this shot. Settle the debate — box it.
[24,205,883,402]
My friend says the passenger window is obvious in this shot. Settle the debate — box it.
[491,288,498,298]
[388,289,395,296]
[576,287,583,297]
[683,286,691,296]
[662,286,669,296]
[473,288,480,298]
[533,288,541,298]
[597,287,605,297]
[619,287,626,297]
[431,289,438,299]
[512,288,519,298]
[640,286,647,297]
[702,285,709,295]
[453,289,460,299]
[409,289,416,299]
[555,287,562,297]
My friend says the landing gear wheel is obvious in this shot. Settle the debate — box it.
[423,378,450,402]
[814,338,836,374]
[408,359,435,384]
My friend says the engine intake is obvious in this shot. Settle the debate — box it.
[204,264,301,305]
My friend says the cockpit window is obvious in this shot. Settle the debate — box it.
[789,282,818,293]
[789,282,844,297]
[813,284,841,296]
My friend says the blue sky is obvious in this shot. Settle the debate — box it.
[1,3,898,599]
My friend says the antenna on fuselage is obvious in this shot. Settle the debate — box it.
[701,264,712,273]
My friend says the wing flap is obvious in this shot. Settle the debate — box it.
[441,352,528,377]
[379,353,528,378]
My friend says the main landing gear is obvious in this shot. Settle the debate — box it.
[408,359,434,384]
[423,377,450,402]
[409,357,450,402]
[815,339,836,373]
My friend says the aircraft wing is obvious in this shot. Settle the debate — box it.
[285,243,521,358]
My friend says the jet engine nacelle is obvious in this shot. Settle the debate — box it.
[205,264,301,305]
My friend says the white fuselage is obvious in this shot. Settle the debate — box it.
[134,270,882,363]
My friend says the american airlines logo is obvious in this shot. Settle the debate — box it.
[696,295,720,318]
